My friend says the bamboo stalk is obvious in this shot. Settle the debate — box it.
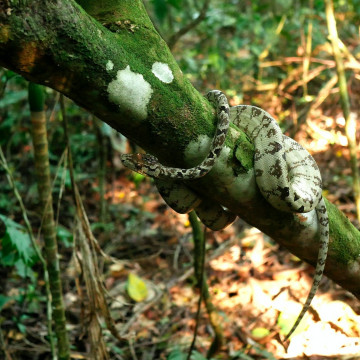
[28,83,70,360]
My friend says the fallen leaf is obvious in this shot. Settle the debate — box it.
[127,273,148,302]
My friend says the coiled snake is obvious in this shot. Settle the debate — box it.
[121,90,329,340]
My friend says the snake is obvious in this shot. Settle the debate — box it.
[121,90,329,340]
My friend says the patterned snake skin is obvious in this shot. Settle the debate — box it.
[121,90,230,179]
[121,90,329,340]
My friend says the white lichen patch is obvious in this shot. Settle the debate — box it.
[151,62,174,84]
[107,65,153,120]
[297,210,316,224]
[211,145,256,202]
[106,60,114,71]
[294,210,318,239]
[184,136,256,202]
[184,134,212,166]
[348,261,360,274]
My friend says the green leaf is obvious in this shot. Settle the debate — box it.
[167,349,215,360]
[191,351,208,360]
[0,248,16,266]
[167,349,186,360]
[0,295,13,311]
[168,0,182,10]
[228,350,254,360]
[277,307,308,337]
[152,0,168,23]
[251,344,277,360]
[126,273,148,302]
[110,345,124,355]
[17,321,27,334]
[14,259,36,280]
[251,327,270,339]
[0,89,28,108]
[0,215,35,265]
[132,172,146,187]
[57,226,73,248]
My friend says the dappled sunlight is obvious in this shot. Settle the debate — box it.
[95,172,360,358]
[286,323,360,358]
[175,228,360,358]
[209,244,241,271]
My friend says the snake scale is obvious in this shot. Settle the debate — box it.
[121,90,329,340]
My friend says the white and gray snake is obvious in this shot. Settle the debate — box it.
[121,90,329,340]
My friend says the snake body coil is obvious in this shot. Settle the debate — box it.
[121,90,230,180]
[121,90,329,340]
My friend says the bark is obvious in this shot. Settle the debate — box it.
[167,0,210,50]
[1,0,360,299]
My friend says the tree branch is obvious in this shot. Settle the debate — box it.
[1,0,360,298]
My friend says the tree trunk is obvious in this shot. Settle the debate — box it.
[1,0,360,298]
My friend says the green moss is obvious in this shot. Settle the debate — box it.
[76,0,155,30]
[70,0,216,160]
[234,132,254,173]
[326,199,360,264]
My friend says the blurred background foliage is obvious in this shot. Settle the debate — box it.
[150,0,359,99]
[1,0,360,359]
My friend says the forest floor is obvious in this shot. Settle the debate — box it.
[2,91,360,360]
[97,134,360,359]
[78,103,360,359]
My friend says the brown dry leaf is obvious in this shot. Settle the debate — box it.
[70,353,88,359]
[143,199,160,212]
[109,262,125,277]
[135,316,159,338]
[209,244,241,271]
[317,300,360,336]
[171,286,196,307]
[7,329,24,340]
[273,267,303,282]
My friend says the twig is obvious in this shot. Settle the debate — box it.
[61,95,125,346]
[54,149,68,229]
[187,212,206,360]
[309,74,338,111]
[119,287,163,337]
[260,56,335,68]
[0,326,12,360]
[167,0,210,50]
[128,338,139,360]
[167,235,238,289]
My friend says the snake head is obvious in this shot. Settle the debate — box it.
[121,153,159,176]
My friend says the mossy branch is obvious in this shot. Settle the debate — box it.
[1,0,360,299]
